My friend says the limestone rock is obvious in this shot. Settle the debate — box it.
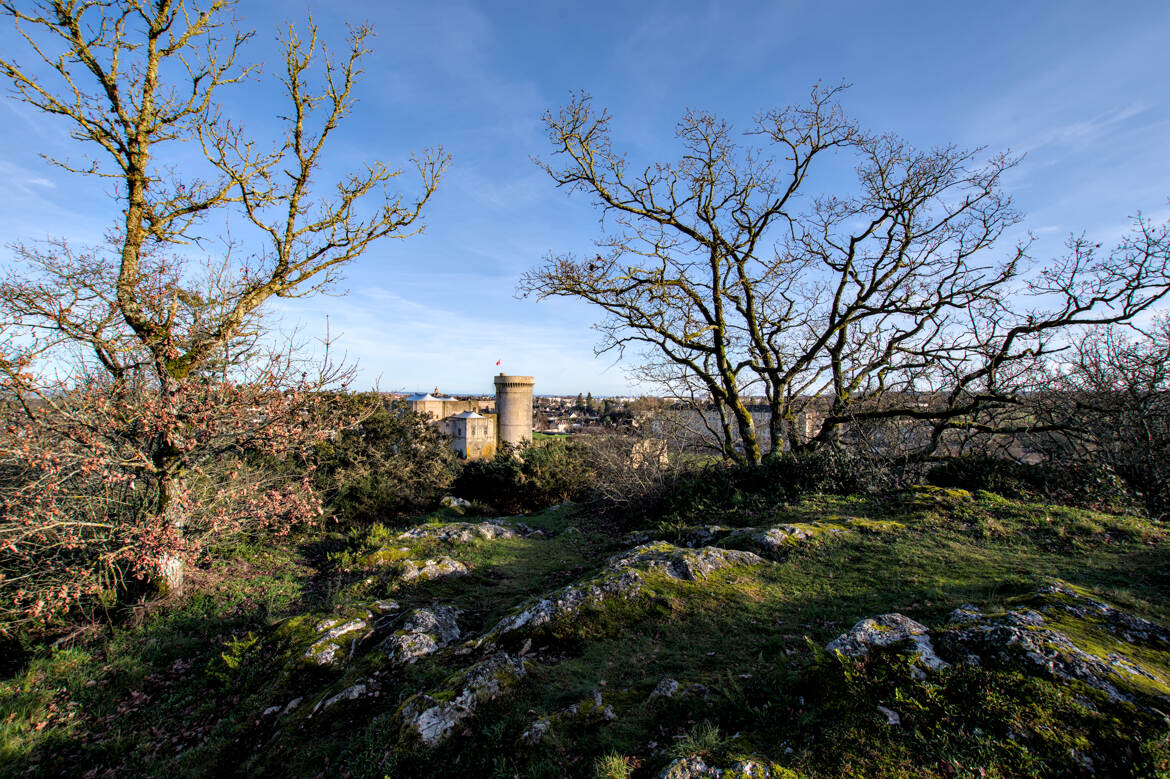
[302,615,373,666]
[519,690,617,745]
[369,599,401,614]
[650,678,682,699]
[510,521,550,538]
[608,543,766,582]
[948,604,983,624]
[648,678,711,702]
[478,543,764,648]
[398,652,529,747]
[398,556,470,583]
[439,495,472,511]
[399,521,528,543]
[657,757,785,778]
[939,598,1168,704]
[725,523,843,561]
[313,681,373,714]
[1038,583,1170,647]
[384,605,462,664]
[678,525,735,548]
[519,717,550,745]
[264,697,302,720]
[478,568,645,647]
[826,613,949,675]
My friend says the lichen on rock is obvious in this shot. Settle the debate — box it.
[1037,582,1170,648]
[302,612,374,667]
[397,556,470,583]
[398,521,534,544]
[657,756,794,778]
[478,543,765,648]
[647,677,711,702]
[519,690,617,745]
[397,652,530,747]
[721,522,844,560]
[836,585,1170,707]
[937,588,1170,704]
[677,525,736,548]
[826,613,949,677]
[312,680,374,715]
[608,542,766,582]
[383,605,461,664]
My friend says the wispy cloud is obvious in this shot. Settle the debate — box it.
[0,161,57,195]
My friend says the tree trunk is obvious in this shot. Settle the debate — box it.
[155,471,187,596]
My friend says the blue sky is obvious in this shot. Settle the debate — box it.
[2,1,1168,395]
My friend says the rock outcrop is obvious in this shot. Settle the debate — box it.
[826,613,949,678]
[519,690,617,745]
[397,653,530,747]
[726,524,843,560]
[657,757,791,778]
[938,592,1170,704]
[384,605,462,664]
[302,613,374,666]
[311,680,376,715]
[647,678,711,702]
[397,556,470,583]
[609,543,765,581]
[829,584,1170,705]
[398,521,536,544]
[478,543,765,648]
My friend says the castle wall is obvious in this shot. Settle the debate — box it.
[441,414,497,459]
[408,398,446,420]
[441,399,480,417]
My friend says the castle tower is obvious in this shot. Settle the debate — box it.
[494,374,534,448]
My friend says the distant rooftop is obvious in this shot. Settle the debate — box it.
[405,393,452,402]
[451,411,485,419]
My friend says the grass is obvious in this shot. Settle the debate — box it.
[2,490,1168,778]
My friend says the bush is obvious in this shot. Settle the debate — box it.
[314,394,458,524]
[926,455,1041,498]
[0,377,330,636]
[926,455,1132,511]
[608,447,905,530]
[452,439,596,515]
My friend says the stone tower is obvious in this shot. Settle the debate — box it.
[494,373,534,448]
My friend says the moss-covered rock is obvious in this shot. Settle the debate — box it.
[724,523,841,560]
[519,689,617,745]
[646,677,712,703]
[383,605,461,664]
[608,543,766,581]
[826,613,949,678]
[477,543,765,649]
[310,679,376,715]
[398,521,537,543]
[396,556,470,583]
[720,517,902,560]
[396,652,530,747]
[657,756,798,778]
[301,612,374,667]
[360,545,414,567]
[937,584,1170,704]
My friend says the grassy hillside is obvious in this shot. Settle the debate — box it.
[3,488,1168,777]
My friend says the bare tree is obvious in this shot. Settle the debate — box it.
[0,0,447,602]
[522,87,1170,464]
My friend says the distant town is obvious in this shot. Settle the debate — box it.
[390,386,673,436]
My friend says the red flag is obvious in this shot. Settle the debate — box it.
[496,360,501,366]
